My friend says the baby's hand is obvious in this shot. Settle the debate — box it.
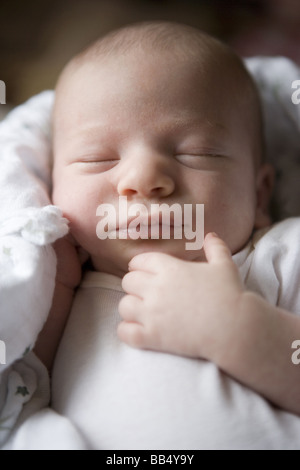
[54,234,88,290]
[34,234,89,370]
[118,233,245,361]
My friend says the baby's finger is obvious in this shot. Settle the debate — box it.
[122,270,154,297]
[128,251,180,274]
[203,232,232,264]
[117,321,147,349]
[118,294,143,322]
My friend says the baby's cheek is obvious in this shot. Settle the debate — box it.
[51,179,74,208]
[53,184,95,239]
[67,207,99,251]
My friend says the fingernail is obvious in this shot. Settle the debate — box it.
[211,232,219,237]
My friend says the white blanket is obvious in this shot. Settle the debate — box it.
[0,57,300,449]
[0,91,68,371]
[0,92,75,449]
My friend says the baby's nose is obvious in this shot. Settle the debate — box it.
[117,153,175,199]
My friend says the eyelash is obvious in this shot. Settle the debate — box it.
[175,153,222,166]
[74,152,224,173]
[75,159,119,172]
[82,159,117,164]
[176,152,220,158]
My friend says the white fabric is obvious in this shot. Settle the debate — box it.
[0,90,68,372]
[2,409,89,450]
[0,352,49,446]
[51,218,300,450]
[1,351,89,450]
[0,92,72,449]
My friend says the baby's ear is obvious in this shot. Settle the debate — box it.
[254,163,275,229]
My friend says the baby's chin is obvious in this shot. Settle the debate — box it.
[125,238,204,260]
[91,238,205,277]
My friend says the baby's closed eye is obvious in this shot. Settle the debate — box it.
[73,155,119,173]
[175,152,228,170]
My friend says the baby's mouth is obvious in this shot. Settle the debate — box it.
[115,213,184,240]
[96,198,203,250]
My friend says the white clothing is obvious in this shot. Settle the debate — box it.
[51,218,300,450]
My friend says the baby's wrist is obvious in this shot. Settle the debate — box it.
[205,291,259,367]
[210,291,265,373]
[56,279,77,293]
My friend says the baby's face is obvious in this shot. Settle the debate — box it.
[52,52,270,276]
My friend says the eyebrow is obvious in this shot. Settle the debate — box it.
[61,115,229,146]
[163,116,229,138]
[204,119,228,133]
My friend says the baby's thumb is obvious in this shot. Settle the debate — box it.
[203,232,232,264]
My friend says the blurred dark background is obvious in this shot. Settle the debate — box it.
[1,0,300,107]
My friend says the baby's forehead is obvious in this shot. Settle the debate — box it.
[59,28,254,109]
[54,54,248,143]
[56,55,251,138]
[57,42,235,102]
[54,24,261,145]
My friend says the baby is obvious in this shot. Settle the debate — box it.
[35,21,300,449]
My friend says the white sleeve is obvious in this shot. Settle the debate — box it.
[272,219,300,315]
